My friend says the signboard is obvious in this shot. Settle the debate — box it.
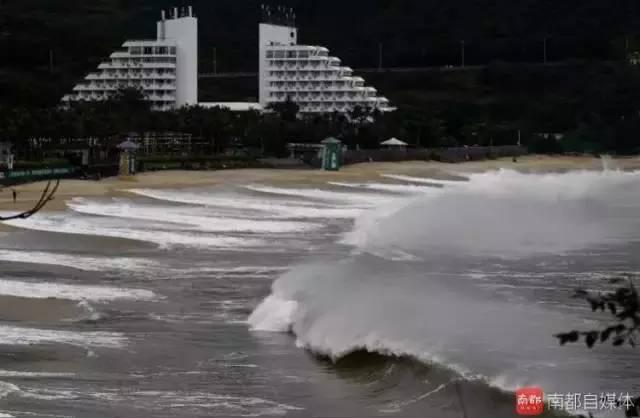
[0,167,74,184]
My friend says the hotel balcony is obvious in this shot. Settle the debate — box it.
[123,40,174,47]
[110,51,132,59]
[141,84,176,90]
[85,73,104,81]
[99,62,175,70]
[339,67,354,76]
[148,94,176,101]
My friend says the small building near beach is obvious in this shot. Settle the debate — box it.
[321,137,342,171]
[380,137,408,150]
[118,139,140,176]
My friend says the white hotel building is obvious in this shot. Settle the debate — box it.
[62,6,198,111]
[62,5,393,114]
[259,8,392,114]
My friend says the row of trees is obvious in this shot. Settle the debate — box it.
[1,91,637,163]
[0,88,531,162]
[6,58,640,162]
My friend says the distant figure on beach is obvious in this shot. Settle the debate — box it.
[513,156,518,163]
[11,189,17,203]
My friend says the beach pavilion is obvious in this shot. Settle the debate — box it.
[381,137,408,150]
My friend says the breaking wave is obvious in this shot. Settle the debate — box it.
[250,169,640,398]
[129,188,363,219]
[4,214,264,249]
[345,169,640,258]
[67,198,320,233]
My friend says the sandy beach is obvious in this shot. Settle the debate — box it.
[1,155,639,215]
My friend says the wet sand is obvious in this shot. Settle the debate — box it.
[0,295,83,322]
[0,155,638,215]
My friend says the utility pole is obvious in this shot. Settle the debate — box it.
[378,42,383,71]
[212,47,217,74]
[625,35,630,57]
[460,40,465,67]
[49,49,54,73]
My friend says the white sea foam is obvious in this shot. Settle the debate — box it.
[178,265,290,279]
[130,188,322,208]
[0,370,75,378]
[4,214,264,249]
[328,181,441,194]
[129,188,363,219]
[0,381,19,399]
[0,325,126,348]
[245,185,392,207]
[344,169,640,257]
[20,387,302,416]
[249,295,298,332]
[379,382,450,413]
[185,266,289,274]
[67,198,320,233]
[0,278,158,302]
[0,249,154,272]
[381,173,468,185]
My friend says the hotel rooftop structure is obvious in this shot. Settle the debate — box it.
[258,5,392,114]
[61,5,393,114]
[62,6,198,111]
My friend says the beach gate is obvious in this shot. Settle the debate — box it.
[321,137,342,171]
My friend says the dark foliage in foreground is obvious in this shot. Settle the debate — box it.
[0,179,58,220]
[555,277,640,417]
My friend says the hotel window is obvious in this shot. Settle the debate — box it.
[144,47,153,55]
[169,47,177,55]
[266,51,274,58]
[286,50,296,58]
[130,47,142,55]
[274,50,284,58]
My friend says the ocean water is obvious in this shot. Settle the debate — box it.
[0,169,638,417]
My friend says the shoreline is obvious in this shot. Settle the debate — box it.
[1,155,639,215]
